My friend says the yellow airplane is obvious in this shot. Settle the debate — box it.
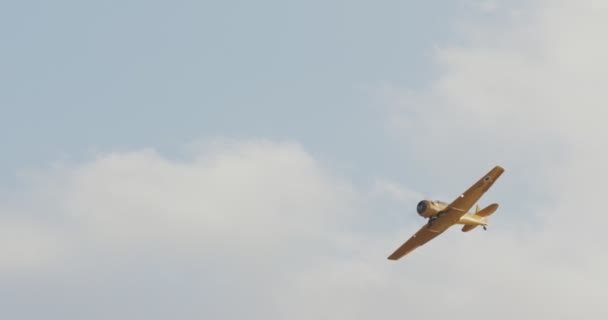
[388,166,504,260]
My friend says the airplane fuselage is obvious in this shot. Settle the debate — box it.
[418,199,490,232]
[456,213,487,226]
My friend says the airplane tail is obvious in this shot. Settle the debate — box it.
[461,203,499,232]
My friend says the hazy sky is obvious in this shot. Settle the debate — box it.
[0,0,495,183]
[2,0,608,319]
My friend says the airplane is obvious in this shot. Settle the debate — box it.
[388,166,504,260]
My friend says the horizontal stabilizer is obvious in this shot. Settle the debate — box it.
[476,203,498,217]
[461,225,477,232]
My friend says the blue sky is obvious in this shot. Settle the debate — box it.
[3,1,608,319]
[1,0,490,183]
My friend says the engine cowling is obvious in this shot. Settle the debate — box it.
[416,200,447,218]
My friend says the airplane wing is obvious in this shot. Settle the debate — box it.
[442,165,504,222]
[387,166,504,260]
[387,225,442,260]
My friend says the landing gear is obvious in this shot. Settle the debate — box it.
[427,211,445,228]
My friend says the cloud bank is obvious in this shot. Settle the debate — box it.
[0,140,423,319]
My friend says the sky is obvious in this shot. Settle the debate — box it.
[2,0,608,319]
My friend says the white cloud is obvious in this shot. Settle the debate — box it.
[60,142,358,254]
[0,219,67,273]
[0,140,424,319]
[371,178,423,204]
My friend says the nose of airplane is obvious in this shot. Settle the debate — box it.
[416,201,427,215]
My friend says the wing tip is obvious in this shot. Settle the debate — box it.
[489,165,505,181]
[387,247,417,261]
